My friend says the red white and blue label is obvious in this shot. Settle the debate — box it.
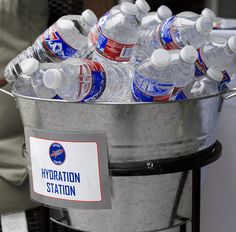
[81,60,106,102]
[88,12,111,47]
[49,143,66,165]
[220,70,231,90]
[41,25,78,61]
[158,16,184,50]
[174,89,187,100]
[96,33,136,62]
[132,72,173,102]
[194,48,208,76]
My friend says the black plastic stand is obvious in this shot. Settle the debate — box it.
[50,141,222,232]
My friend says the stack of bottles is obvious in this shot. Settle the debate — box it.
[4,1,236,102]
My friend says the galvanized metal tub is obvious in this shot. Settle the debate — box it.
[1,88,235,231]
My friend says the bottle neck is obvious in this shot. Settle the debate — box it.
[78,17,92,34]
[206,74,221,83]
[136,10,145,24]
[224,43,235,55]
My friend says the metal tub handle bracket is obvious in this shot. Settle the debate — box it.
[219,88,236,112]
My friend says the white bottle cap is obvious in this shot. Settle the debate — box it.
[57,19,74,30]
[121,2,138,16]
[43,69,64,89]
[201,8,216,20]
[228,36,236,54]
[196,16,213,34]
[20,58,39,76]
[207,67,223,82]
[151,49,171,70]
[135,0,150,14]
[157,5,172,21]
[180,45,198,64]
[82,9,98,26]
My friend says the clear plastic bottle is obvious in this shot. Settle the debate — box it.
[174,67,223,100]
[88,0,150,51]
[213,17,236,29]
[19,58,57,99]
[195,36,236,86]
[132,49,174,102]
[43,58,133,102]
[93,2,140,63]
[170,45,198,89]
[177,8,216,22]
[141,5,172,29]
[131,5,172,65]
[4,9,98,83]
[157,15,213,50]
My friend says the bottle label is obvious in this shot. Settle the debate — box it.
[220,70,231,90]
[132,72,173,102]
[158,16,184,50]
[174,89,187,100]
[96,33,136,62]
[194,48,208,76]
[40,25,78,61]
[81,60,106,102]
[88,12,111,46]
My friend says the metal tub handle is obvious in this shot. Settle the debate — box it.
[0,88,15,98]
[222,88,236,100]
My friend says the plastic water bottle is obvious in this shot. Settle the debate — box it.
[170,45,198,89]
[42,58,133,102]
[88,0,149,51]
[213,17,236,29]
[93,2,140,63]
[157,15,213,50]
[174,67,223,100]
[141,5,172,29]
[19,58,57,98]
[132,49,175,102]
[177,8,216,22]
[132,15,212,66]
[131,5,172,65]
[4,9,98,83]
[195,36,236,86]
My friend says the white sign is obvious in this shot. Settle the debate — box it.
[30,137,102,202]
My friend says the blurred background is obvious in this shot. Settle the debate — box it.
[49,0,236,23]
[48,0,236,24]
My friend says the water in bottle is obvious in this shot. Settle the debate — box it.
[174,67,223,100]
[157,15,213,50]
[132,15,212,66]
[4,9,98,83]
[131,5,172,65]
[195,35,236,86]
[19,58,57,98]
[94,2,140,63]
[88,0,150,51]
[132,49,175,102]
[43,58,133,102]
[170,45,198,89]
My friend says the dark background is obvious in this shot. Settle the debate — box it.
[48,0,206,25]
